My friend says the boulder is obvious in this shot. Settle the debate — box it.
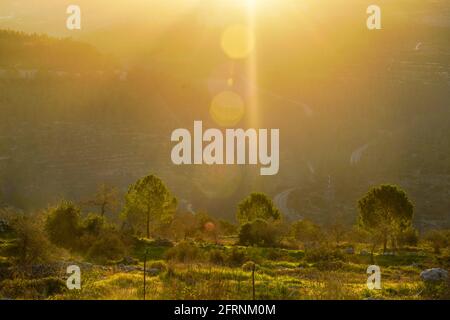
[146,268,160,276]
[420,268,448,282]
[121,256,138,265]
[345,247,355,254]
[360,249,369,256]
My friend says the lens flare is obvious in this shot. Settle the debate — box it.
[210,90,245,127]
[221,24,254,59]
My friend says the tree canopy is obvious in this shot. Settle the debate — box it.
[358,184,414,252]
[121,174,177,238]
[236,192,281,225]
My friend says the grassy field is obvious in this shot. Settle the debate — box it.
[1,240,447,300]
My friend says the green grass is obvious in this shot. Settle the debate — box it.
[1,240,448,300]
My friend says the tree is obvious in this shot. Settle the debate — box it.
[169,211,197,241]
[236,192,281,225]
[84,183,119,218]
[324,212,348,245]
[425,230,449,254]
[45,201,82,250]
[291,219,324,245]
[218,219,238,236]
[121,174,177,238]
[357,184,414,254]
[0,210,52,266]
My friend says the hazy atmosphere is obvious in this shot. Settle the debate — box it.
[0,0,449,301]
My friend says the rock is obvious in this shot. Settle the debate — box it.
[420,268,448,282]
[345,247,355,254]
[122,256,138,265]
[146,268,160,276]
[360,249,369,256]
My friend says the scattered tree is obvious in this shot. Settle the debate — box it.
[84,183,119,218]
[44,201,82,250]
[236,192,281,225]
[357,184,414,253]
[121,174,177,238]
[425,230,449,254]
[0,210,52,266]
[291,219,324,245]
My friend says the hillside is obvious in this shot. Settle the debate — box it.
[0,0,449,227]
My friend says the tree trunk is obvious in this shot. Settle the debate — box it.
[252,265,256,300]
[383,237,387,254]
[146,210,150,239]
[143,249,147,300]
[370,242,376,264]
[391,236,397,254]
[101,202,106,217]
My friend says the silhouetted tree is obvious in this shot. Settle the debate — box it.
[45,201,82,250]
[236,193,281,225]
[85,183,119,218]
[358,184,414,253]
[121,174,177,238]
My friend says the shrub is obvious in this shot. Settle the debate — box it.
[397,227,419,247]
[218,220,238,236]
[425,230,449,254]
[238,219,278,247]
[208,249,226,265]
[0,277,66,299]
[164,241,203,262]
[45,201,82,250]
[314,260,345,271]
[291,219,324,244]
[1,212,53,266]
[266,248,288,261]
[81,214,105,236]
[86,229,127,263]
[305,246,345,263]
[226,247,248,267]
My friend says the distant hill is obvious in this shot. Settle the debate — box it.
[0,29,114,71]
[0,0,449,229]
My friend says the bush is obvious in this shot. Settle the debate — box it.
[266,248,289,261]
[45,201,82,250]
[1,212,53,266]
[238,219,278,247]
[305,246,345,263]
[397,227,419,247]
[208,249,226,265]
[0,277,66,299]
[86,229,127,263]
[291,219,324,244]
[226,247,248,267]
[425,230,449,254]
[314,260,345,271]
[164,241,203,262]
[82,214,105,236]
